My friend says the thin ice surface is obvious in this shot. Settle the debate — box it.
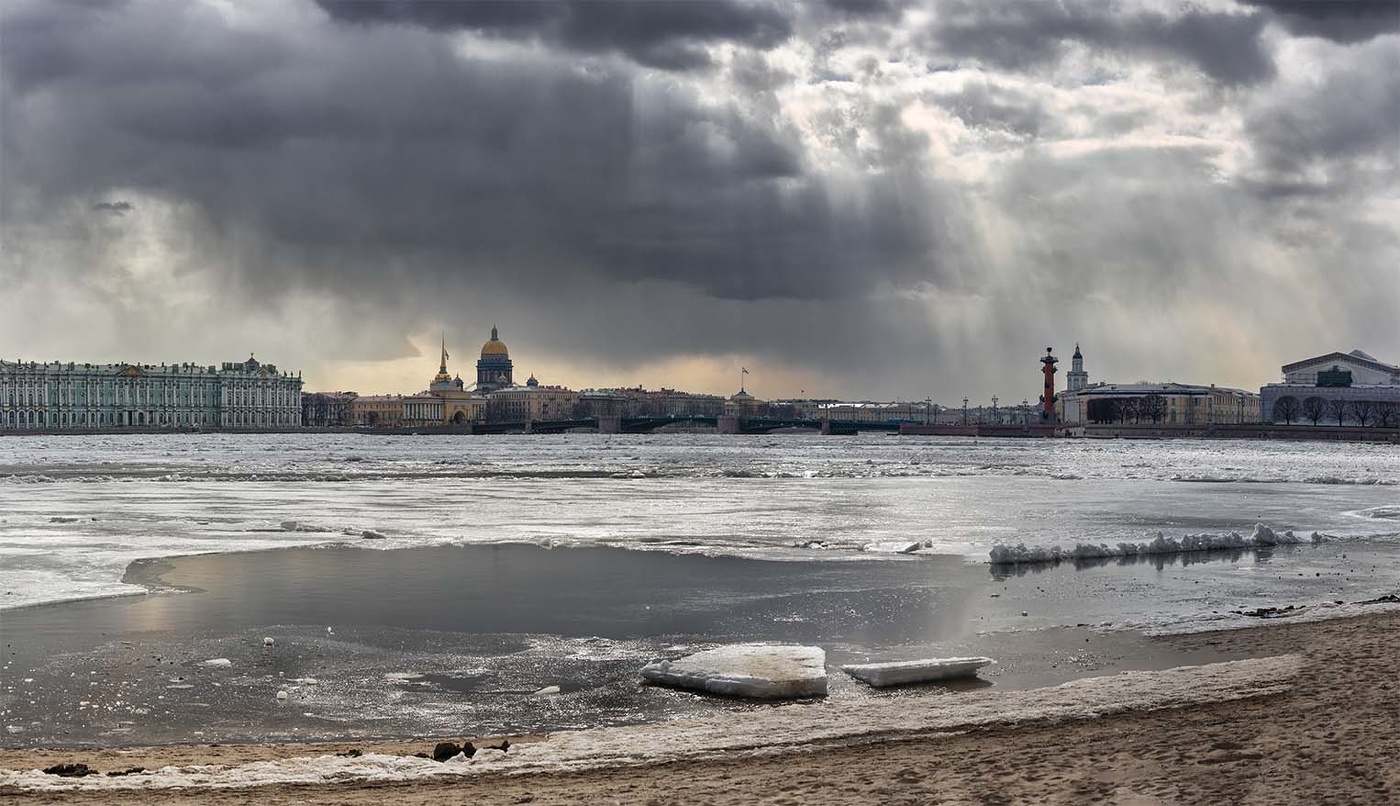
[4,433,1398,613]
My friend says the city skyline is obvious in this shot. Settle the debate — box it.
[2,1,1396,401]
[298,327,1237,403]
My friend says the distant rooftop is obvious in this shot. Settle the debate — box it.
[1282,349,1397,375]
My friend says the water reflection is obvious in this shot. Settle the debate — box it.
[988,547,1280,579]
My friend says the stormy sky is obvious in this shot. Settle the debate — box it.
[2,0,1397,402]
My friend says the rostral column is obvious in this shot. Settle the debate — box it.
[1039,348,1058,421]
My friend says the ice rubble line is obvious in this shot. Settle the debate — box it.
[989,523,1308,565]
[0,654,1302,791]
[1143,599,1400,637]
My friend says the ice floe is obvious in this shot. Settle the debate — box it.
[842,657,994,687]
[641,644,827,699]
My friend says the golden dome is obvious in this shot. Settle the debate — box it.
[480,325,509,357]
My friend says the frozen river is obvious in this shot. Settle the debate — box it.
[1,433,1398,746]
[1,432,1396,614]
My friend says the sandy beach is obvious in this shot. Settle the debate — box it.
[5,610,1398,805]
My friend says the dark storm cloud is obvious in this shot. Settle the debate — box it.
[818,0,910,20]
[314,0,794,70]
[929,0,1276,85]
[1240,0,1399,44]
[1245,39,1400,189]
[0,0,937,305]
[3,0,1397,398]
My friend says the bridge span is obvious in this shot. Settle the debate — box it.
[466,415,903,435]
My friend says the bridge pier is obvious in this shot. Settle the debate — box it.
[524,420,533,434]
[820,420,831,436]
[717,415,739,435]
[597,414,621,434]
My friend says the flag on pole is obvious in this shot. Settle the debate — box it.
[741,367,749,375]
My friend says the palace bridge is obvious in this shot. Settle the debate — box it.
[469,415,904,436]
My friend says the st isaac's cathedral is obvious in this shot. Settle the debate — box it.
[400,326,515,426]
[425,325,513,395]
[475,326,514,393]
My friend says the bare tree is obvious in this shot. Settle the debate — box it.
[1327,398,1351,426]
[1122,397,1144,424]
[1271,395,1301,425]
[1376,401,1400,429]
[1301,396,1327,426]
[1106,398,1122,424]
[1142,393,1167,423]
[1352,400,1377,427]
[1086,398,1117,423]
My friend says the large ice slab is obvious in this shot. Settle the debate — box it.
[842,656,994,687]
[641,643,827,699]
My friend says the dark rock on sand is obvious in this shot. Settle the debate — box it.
[433,741,477,761]
[42,763,96,777]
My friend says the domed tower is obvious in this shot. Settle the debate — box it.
[1066,343,1088,392]
[476,325,513,392]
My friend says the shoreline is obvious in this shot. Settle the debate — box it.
[4,611,1399,804]
[3,425,1398,443]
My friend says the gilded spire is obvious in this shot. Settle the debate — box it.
[433,332,452,383]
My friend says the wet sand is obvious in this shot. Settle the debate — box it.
[5,611,1399,805]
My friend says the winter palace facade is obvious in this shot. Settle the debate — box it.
[0,354,302,431]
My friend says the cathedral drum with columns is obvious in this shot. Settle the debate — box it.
[476,326,514,393]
